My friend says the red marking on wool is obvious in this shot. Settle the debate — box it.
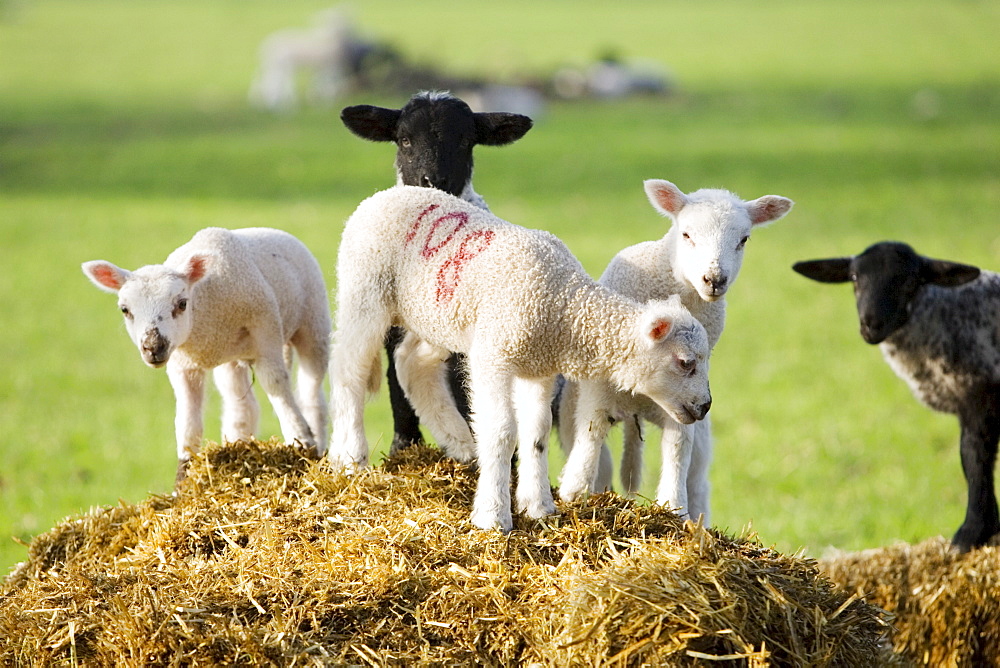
[421,212,469,259]
[435,229,495,303]
[404,204,440,246]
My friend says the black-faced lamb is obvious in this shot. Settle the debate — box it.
[340,90,532,454]
[328,186,712,532]
[83,227,331,481]
[557,179,793,521]
[794,241,1000,552]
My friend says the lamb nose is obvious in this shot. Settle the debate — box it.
[697,399,712,419]
[144,342,167,358]
[703,275,727,290]
[142,330,168,355]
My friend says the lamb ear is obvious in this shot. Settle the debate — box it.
[82,260,131,294]
[473,112,533,146]
[792,258,854,283]
[647,317,673,343]
[643,179,687,219]
[638,307,674,345]
[747,196,794,226]
[923,258,980,287]
[183,254,211,285]
[340,104,401,142]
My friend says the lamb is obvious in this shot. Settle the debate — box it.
[328,185,712,532]
[249,8,381,111]
[82,227,331,481]
[557,179,794,521]
[794,241,1000,552]
[340,90,532,455]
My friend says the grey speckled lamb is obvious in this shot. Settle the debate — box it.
[794,241,1000,552]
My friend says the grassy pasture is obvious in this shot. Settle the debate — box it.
[1,0,998,574]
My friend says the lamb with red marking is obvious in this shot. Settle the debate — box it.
[327,186,712,532]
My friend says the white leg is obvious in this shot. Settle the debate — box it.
[293,328,331,456]
[686,415,713,525]
[655,416,692,518]
[557,377,613,491]
[467,356,517,532]
[559,381,615,503]
[213,361,261,443]
[255,349,315,451]
[619,414,646,496]
[328,304,390,470]
[166,360,206,463]
[395,332,476,462]
[513,376,557,519]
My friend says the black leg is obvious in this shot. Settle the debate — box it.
[445,353,472,422]
[385,327,424,453]
[952,389,1000,552]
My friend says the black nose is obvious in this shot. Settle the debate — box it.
[859,319,888,345]
[703,275,728,293]
[696,399,712,420]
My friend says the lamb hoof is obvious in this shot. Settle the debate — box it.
[470,509,513,534]
[327,453,367,474]
[174,459,191,487]
[390,435,423,454]
[558,483,587,504]
[951,522,1000,553]
[443,442,478,464]
[294,440,322,460]
[517,495,556,520]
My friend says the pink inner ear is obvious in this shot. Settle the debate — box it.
[91,264,124,290]
[649,318,672,341]
[186,255,208,284]
[651,184,685,215]
[750,197,792,225]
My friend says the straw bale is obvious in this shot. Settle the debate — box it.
[2,440,892,666]
[820,536,1000,666]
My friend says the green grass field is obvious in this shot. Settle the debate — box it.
[2,0,998,573]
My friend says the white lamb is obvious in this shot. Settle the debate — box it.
[328,185,712,532]
[249,8,360,111]
[557,180,793,522]
[82,227,331,481]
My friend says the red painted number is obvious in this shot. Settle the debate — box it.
[405,206,494,303]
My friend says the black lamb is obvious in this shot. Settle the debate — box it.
[340,91,532,452]
[794,241,1000,552]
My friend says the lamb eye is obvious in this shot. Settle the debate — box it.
[173,298,188,316]
[678,358,696,375]
[120,305,132,319]
[400,137,411,148]
[682,232,694,245]
[738,235,750,249]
